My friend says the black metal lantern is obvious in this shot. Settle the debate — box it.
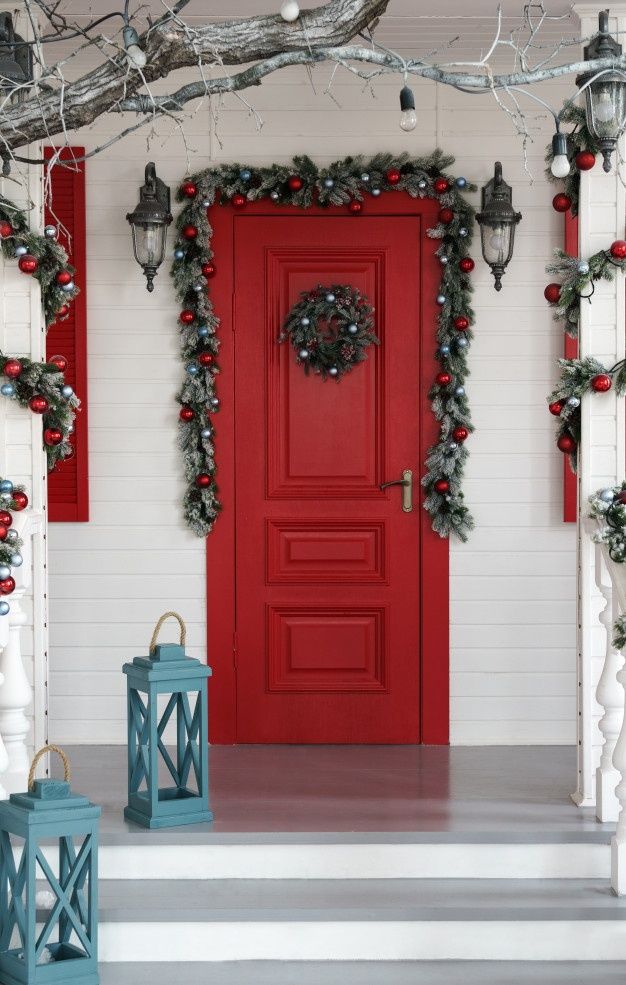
[0,13,32,104]
[476,162,521,292]
[126,162,172,292]
[576,10,626,173]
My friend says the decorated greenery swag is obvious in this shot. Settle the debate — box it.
[0,478,28,616]
[545,105,600,215]
[545,247,626,339]
[589,483,626,650]
[172,151,476,541]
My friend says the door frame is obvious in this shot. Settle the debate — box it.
[206,193,449,744]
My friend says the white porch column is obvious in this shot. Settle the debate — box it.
[573,4,626,807]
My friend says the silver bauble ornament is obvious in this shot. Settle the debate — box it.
[599,488,615,502]
[300,317,310,327]
[0,480,13,494]
[328,367,339,376]
[440,255,449,265]
[347,323,358,335]
[0,602,9,616]
[198,326,209,337]
[323,177,335,189]
[239,169,252,182]
[418,179,427,190]
[436,294,447,305]
[270,190,280,201]
[455,385,466,397]
[202,199,211,208]
[456,337,468,349]
[6,530,18,543]
[299,348,309,360]
[449,442,458,451]
[371,188,381,197]
[210,397,220,408]
[44,224,58,239]
[174,249,184,260]
[325,293,335,303]
[201,428,212,439]
[455,177,467,189]
[61,280,75,293]
[0,384,14,397]
[14,246,27,257]
[0,566,10,580]
[186,363,199,375]
[193,282,204,292]
[360,173,370,182]
[567,396,581,408]
[577,261,590,275]
[61,385,74,398]
[439,344,450,356]
[459,227,468,237]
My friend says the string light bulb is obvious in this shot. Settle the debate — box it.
[550,131,570,178]
[280,0,300,21]
[399,85,417,132]
[123,26,147,69]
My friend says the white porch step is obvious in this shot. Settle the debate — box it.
[97,878,626,962]
[99,961,626,984]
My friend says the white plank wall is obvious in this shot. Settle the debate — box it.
[45,37,580,744]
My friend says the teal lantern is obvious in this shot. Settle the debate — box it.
[0,746,100,985]
[123,612,212,829]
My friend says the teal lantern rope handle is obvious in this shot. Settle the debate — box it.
[149,611,187,653]
[28,744,71,790]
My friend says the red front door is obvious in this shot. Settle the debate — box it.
[208,197,448,744]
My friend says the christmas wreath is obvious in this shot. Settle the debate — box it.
[544,242,626,338]
[172,151,476,541]
[279,285,378,380]
[0,478,28,617]
[548,356,626,470]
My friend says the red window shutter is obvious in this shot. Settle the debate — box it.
[44,147,89,521]
[563,212,578,524]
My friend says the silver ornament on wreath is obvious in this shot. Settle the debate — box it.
[279,284,379,381]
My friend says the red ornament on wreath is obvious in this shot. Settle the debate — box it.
[180,181,197,198]
[195,473,211,488]
[0,526,8,543]
[182,224,198,241]
[288,176,304,191]
[179,309,195,325]
[3,360,21,379]
[439,207,454,225]
[44,427,63,446]
[11,490,28,511]
[591,373,612,392]
[557,433,577,453]
[459,257,475,273]
[610,240,626,260]
[454,316,470,331]
[28,395,48,414]
[436,371,452,386]
[179,405,195,422]
[552,193,572,213]
[55,305,70,320]
[386,168,401,185]
[232,194,246,208]
[0,511,11,528]
[55,270,73,286]
[201,261,216,279]
[575,150,596,171]
[0,221,12,238]
[434,479,450,493]
[434,177,449,194]
[18,255,37,275]
[197,352,215,367]
[0,577,16,595]
[452,426,469,442]
[549,400,565,416]
[619,491,626,505]
[544,282,561,304]
[48,354,67,372]
[348,200,363,214]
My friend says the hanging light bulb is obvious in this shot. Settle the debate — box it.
[280,0,300,21]
[123,25,147,69]
[399,85,417,132]
[550,132,570,179]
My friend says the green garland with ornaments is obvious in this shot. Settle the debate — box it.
[544,242,626,339]
[279,285,378,380]
[589,482,626,650]
[548,356,626,470]
[545,105,602,216]
[171,151,477,541]
[0,477,29,617]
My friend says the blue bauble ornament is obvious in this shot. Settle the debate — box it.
[14,246,27,257]
[0,480,13,494]
[10,553,22,567]
[347,323,358,335]
[198,326,209,337]
[436,294,447,305]
[325,293,335,303]
[0,566,10,581]
[186,362,199,375]
[371,188,381,197]
[323,177,335,189]
[567,396,581,408]
[174,248,184,260]
[455,177,467,189]
[328,367,339,377]
[455,385,466,397]
[61,385,74,398]
[0,384,15,397]
[201,428,212,440]
[300,317,310,327]
[299,348,309,360]
[239,168,252,181]
[599,488,615,503]
[577,260,590,275]
[439,344,450,356]
[456,337,468,349]
[0,602,9,616]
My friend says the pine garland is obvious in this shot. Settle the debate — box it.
[545,105,600,216]
[0,478,28,617]
[589,482,626,649]
[545,247,626,338]
[172,151,476,541]
[279,285,378,380]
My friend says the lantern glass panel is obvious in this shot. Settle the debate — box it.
[130,220,168,269]
[480,220,515,267]
[586,78,626,140]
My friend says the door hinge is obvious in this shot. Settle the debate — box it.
[232,630,238,668]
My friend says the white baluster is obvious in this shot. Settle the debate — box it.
[613,651,626,893]
[595,545,624,822]
[0,511,33,794]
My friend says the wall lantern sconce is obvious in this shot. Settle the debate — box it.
[126,162,172,293]
[476,161,522,292]
[0,13,33,104]
[576,10,626,173]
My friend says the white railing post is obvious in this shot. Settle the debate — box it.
[594,542,624,821]
[613,649,626,894]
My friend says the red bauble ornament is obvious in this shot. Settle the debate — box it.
[436,372,452,386]
[48,354,67,373]
[232,194,246,208]
[180,181,197,198]
[182,224,198,240]
[0,221,12,238]
[452,426,469,442]
[434,479,450,493]
[0,511,12,528]
[0,577,16,595]
[44,427,63,446]
[386,168,401,185]
[610,240,626,260]
[55,270,72,286]
[434,177,450,194]
[288,176,304,191]
[348,200,363,214]
[439,207,454,224]
[18,255,37,275]
[179,406,195,422]
[544,282,561,304]
[179,309,195,325]
[575,150,596,171]
[28,395,48,414]
[619,491,626,505]
[195,473,211,488]
[55,304,70,319]
[0,527,8,543]
[591,373,613,392]
[549,400,565,416]
[454,316,470,331]
[459,257,475,273]
[557,433,577,453]
[197,352,215,367]
[3,359,21,379]
[201,261,216,279]
[552,193,572,213]
[11,490,28,511]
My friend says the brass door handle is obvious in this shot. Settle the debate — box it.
[380,469,413,512]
